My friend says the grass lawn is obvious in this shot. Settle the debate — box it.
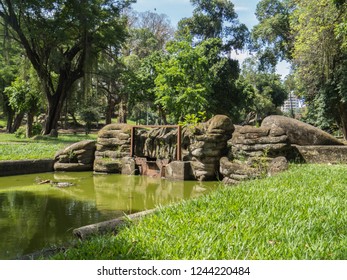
[51,164,347,260]
[0,133,97,160]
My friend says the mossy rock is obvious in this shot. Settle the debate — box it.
[93,158,122,173]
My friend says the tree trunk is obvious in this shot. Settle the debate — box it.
[105,94,116,125]
[43,95,64,135]
[339,102,347,140]
[26,112,34,138]
[10,112,24,133]
[42,73,76,135]
[118,97,127,124]
[73,209,156,240]
[69,112,79,127]
[6,109,14,133]
[3,95,14,132]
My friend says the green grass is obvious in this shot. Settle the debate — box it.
[51,164,347,260]
[0,133,97,160]
[0,118,6,128]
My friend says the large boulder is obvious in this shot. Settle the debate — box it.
[54,140,96,171]
[261,115,343,146]
[206,114,235,134]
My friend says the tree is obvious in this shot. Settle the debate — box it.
[292,0,347,137]
[154,40,211,122]
[0,18,23,132]
[252,0,347,138]
[130,10,174,53]
[0,0,133,134]
[177,0,249,52]
[4,77,41,137]
[239,57,288,121]
[153,38,241,123]
[96,49,123,125]
[116,10,174,124]
[251,0,294,70]
[157,0,250,123]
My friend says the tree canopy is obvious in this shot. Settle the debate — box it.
[252,0,347,138]
[0,0,133,134]
[1,0,346,139]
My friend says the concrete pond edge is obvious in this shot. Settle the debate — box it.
[73,208,157,240]
[0,159,55,176]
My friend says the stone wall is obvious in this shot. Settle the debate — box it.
[230,125,289,158]
[88,115,234,181]
[290,145,347,164]
[49,114,347,185]
[219,115,347,185]
[93,124,132,173]
[135,127,178,160]
[181,115,234,180]
[220,125,290,184]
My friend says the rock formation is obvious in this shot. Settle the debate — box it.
[261,115,343,146]
[93,123,132,173]
[51,114,346,185]
[181,115,234,180]
[135,127,178,160]
[230,125,290,158]
[220,125,289,184]
[54,140,96,171]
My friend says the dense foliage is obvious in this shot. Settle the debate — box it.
[0,0,133,134]
[1,0,346,138]
[253,0,347,137]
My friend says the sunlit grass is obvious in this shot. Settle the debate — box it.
[0,133,97,160]
[51,164,347,260]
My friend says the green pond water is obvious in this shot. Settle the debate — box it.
[0,172,219,260]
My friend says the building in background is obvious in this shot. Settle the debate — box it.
[281,92,304,117]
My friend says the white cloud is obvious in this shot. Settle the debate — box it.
[230,50,252,65]
[276,61,291,78]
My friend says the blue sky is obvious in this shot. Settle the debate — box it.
[132,0,259,28]
[131,0,290,77]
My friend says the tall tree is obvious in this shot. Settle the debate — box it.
[154,38,241,123]
[292,0,347,137]
[0,18,22,132]
[253,0,347,138]
[239,57,288,120]
[177,0,249,52]
[4,77,41,137]
[131,10,174,53]
[251,0,294,70]
[0,0,133,134]
[165,0,250,123]
[117,10,174,124]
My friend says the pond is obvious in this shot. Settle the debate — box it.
[0,172,219,260]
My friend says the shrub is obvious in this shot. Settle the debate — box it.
[14,127,26,139]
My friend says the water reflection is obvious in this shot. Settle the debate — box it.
[0,172,218,259]
[92,174,210,213]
